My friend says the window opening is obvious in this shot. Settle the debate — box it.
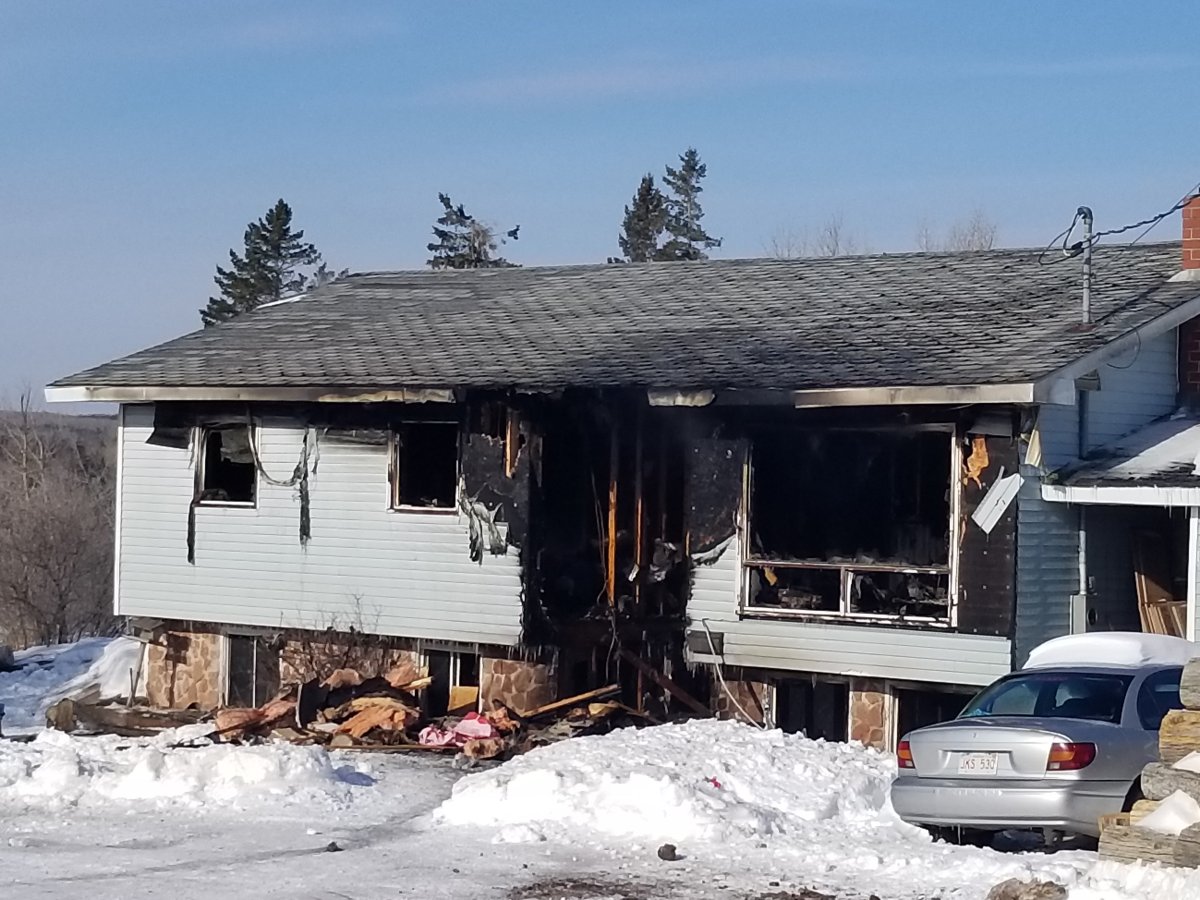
[226,634,280,708]
[776,677,848,742]
[959,672,1132,724]
[393,422,459,509]
[744,428,953,620]
[895,686,972,737]
[422,649,480,717]
[199,425,256,504]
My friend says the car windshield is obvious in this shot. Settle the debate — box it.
[959,671,1133,724]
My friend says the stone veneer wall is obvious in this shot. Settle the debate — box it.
[145,624,223,710]
[711,667,769,725]
[278,636,422,685]
[480,657,556,714]
[849,679,892,750]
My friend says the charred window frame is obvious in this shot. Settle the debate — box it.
[196,424,257,506]
[389,420,460,512]
[742,425,959,624]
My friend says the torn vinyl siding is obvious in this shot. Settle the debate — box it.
[688,537,1011,687]
[1084,329,1178,453]
[1015,402,1078,666]
[117,404,524,645]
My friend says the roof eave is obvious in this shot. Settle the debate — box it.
[43,385,458,404]
[1042,482,1200,507]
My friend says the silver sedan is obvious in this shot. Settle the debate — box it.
[891,663,1182,840]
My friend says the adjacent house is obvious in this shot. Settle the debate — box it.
[47,196,1200,748]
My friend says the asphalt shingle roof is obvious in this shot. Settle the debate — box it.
[52,243,1200,392]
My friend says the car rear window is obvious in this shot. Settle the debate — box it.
[959,672,1133,724]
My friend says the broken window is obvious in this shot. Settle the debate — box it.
[392,422,459,509]
[226,634,280,707]
[745,428,954,620]
[198,425,256,504]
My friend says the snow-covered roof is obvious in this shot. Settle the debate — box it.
[1051,411,1200,489]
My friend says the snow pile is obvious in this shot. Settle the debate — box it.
[0,637,115,732]
[0,728,375,810]
[43,635,145,706]
[436,719,896,843]
[1024,632,1197,670]
[1138,790,1200,835]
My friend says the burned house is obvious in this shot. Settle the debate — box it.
[46,204,1200,748]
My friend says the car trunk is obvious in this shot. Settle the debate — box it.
[906,717,1080,779]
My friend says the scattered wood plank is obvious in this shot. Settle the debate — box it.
[617,648,709,717]
[1142,762,1200,803]
[521,685,620,719]
[1160,709,1200,764]
[46,699,204,737]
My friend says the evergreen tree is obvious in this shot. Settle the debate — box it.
[199,199,322,326]
[426,193,519,269]
[617,174,667,262]
[658,148,721,261]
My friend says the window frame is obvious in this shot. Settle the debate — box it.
[194,424,258,508]
[221,631,281,708]
[388,419,462,514]
[739,424,960,625]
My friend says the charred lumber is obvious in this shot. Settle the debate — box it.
[617,648,709,716]
[46,699,204,736]
[521,685,620,718]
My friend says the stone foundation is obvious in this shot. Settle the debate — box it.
[480,657,556,714]
[711,668,769,725]
[145,625,223,710]
[849,679,891,750]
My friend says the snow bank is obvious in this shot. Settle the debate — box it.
[0,637,114,732]
[0,728,375,810]
[43,636,145,706]
[1024,633,1197,670]
[436,719,897,843]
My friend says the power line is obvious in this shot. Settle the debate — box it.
[1038,180,1200,266]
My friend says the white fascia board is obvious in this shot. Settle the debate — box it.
[1042,482,1200,507]
[791,383,1036,408]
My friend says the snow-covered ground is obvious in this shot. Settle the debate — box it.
[4,641,1200,899]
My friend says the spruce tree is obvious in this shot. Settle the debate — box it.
[617,174,667,262]
[658,148,721,261]
[199,199,322,326]
[426,193,519,269]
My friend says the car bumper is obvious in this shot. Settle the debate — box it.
[890,775,1128,837]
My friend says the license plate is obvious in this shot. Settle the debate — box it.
[957,752,999,775]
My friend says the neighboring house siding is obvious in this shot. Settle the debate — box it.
[117,405,524,645]
[688,538,1011,686]
[1084,330,1178,452]
[1015,329,1179,664]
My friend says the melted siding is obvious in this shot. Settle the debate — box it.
[116,404,524,645]
[688,538,1011,686]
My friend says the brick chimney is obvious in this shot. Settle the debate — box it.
[1177,194,1200,404]
[1186,193,1200,270]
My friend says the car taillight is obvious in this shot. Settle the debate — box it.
[897,739,915,769]
[1046,742,1096,771]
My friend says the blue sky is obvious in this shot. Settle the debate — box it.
[3,1,1198,400]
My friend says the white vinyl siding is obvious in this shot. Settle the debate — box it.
[116,405,523,645]
[1084,330,1177,452]
[688,538,1011,686]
